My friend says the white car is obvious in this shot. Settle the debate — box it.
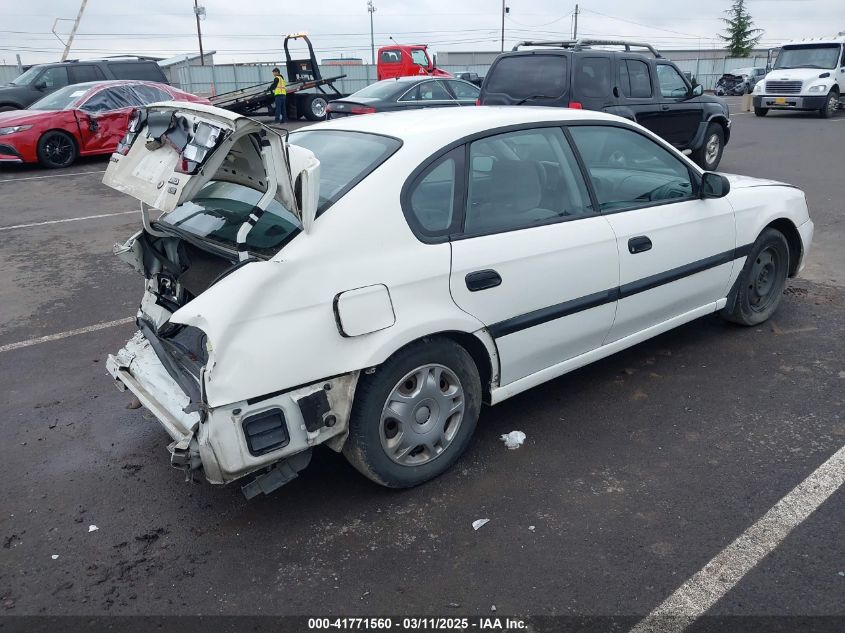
[102,102,814,498]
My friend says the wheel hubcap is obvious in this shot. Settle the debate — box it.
[705,134,720,165]
[312,99,327,117]
[748,247,780,312]
[379,364,465,466]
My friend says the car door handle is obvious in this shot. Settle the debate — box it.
[465,269,502,292]
[661,105,670,110]
[628,236,652,254]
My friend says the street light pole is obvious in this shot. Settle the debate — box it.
[368,0,377,65]
[194,0,206,65]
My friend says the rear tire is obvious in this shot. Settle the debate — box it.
[36,130,77,169]
[343,339,482,488]
[721,228,790,326]
[754,107,768,117]
[692,122,724,170]
[303,95,328,121]
[819,91,838,119]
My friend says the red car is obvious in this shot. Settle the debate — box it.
[0,80,208,168]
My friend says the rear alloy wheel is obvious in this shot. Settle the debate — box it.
[37,130,77,169]
[303,95,328,121]
[722,228,790,326]
[754,107,769,117]
[343,339,482,488]
[819,91,838,119]
[692,123,724,170]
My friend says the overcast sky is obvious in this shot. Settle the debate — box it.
[0,0,841,66]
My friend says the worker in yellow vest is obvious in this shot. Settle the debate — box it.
[270,68,287,124]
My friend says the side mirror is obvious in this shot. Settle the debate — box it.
[34,81,47,91]
[701,172,730,199]
[691,84,704,97]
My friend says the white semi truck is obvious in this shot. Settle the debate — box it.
[753,33,845,118]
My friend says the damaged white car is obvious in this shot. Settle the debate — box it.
[104,102,813,498]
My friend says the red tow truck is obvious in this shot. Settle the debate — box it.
[376,44,453,80]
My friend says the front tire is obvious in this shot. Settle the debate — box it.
[721,228,790,326]
[692,123,724,170]
[36,130,77,168]
[343,339,482,488]
[754,107,768,117]
[819,91,838,119]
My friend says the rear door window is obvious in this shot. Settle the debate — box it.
[575,57,611,98]
[80,87,135,112]
[485,54,568,101]
[68,65,106,83]
[418,81,452,101]
[620,59,652,98]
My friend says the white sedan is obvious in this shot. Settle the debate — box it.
[102,103,813,497]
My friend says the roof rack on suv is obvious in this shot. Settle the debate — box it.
[511,38,663,58]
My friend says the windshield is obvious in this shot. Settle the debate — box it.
[29,84,90,110]
[11,66,42,86]
[348,80,406,99]
[162,181,301,257]
[775,44,841,70]
[288,130,401,212]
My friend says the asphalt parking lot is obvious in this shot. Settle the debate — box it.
[1,104,843,630]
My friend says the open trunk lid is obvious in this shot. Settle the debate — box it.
[102,101,320,233]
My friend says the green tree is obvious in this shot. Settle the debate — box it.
[719,0,764,57]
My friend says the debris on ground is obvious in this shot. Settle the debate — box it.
[447,602,460,608]
[529,525,536,531]
[500,430,526,450]
[2,598,14,610]
[88,525,98,533]
[126,397,142,410]
[51,554,59,560]
[491,605,497,612]
[472,519,490,531]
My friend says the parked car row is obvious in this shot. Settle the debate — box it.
[0,80,207,168]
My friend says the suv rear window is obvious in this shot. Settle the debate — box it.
[107,62,166,82]
[485,54,568,101]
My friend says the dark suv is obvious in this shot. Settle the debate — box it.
[0,58,169,112]
[479,40,731,170]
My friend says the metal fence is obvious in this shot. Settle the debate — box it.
[0,55,768,98]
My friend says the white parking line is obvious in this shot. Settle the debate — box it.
[0,317,135,354]
[629,443,845,633]
[0,210,135,232]
[0,169,105,183]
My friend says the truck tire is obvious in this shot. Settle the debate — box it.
[302,95,328,121]
[754,107,768,117]
[819,91,838,119]
[691,122,724,171]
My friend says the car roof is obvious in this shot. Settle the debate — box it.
[496,48,655,60]
[310,105,621,147]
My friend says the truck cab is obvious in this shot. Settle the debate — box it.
[377,45,452,81]
[753,34,845,118]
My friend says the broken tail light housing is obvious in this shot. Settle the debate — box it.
[242,409,290,456]
[176,122,224,174]
[116,107,149,155]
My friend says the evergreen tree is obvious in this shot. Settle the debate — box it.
[719,0,763,57]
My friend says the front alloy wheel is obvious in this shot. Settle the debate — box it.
[37,131,77,168]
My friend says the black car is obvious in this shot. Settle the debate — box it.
[327,76,480,119]
[479,40,731,170]
[0,58,169,112]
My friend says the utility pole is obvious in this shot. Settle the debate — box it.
[194,0,206,65]
[500,0,509,52]
[57,0,89,61]
[368,0,377,65]
[573,4,579,40]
